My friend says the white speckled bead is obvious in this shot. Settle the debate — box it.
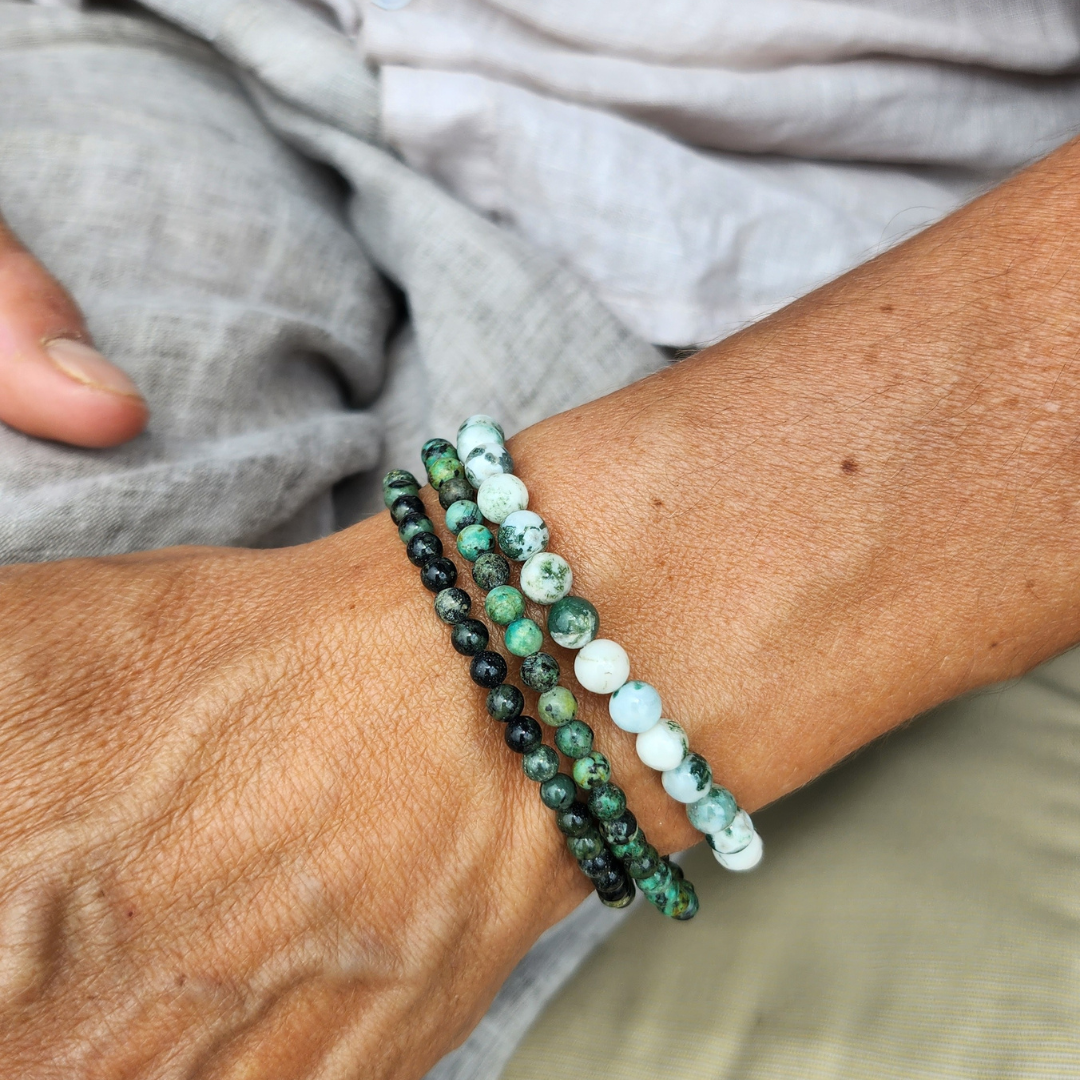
[686,783,738,834]
[498,510,549,561]
[635,719,688,772]
[457,413,505,440]
[464,442,513,488]
[714,830,763,871]
[574,638,631,694]
[520,551,573,604]
[661,753,713,804]
[457,418,505,462]
[706,810,755,855]
[608,680,662,734]
[476,473,528,524]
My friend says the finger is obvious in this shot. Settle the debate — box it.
[0,216,148,448]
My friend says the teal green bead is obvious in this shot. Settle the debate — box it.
[445,500,483,535]
[382,469,420,509]
[566,832,604,861]
[686,784,738,835]
[504,618,543,657]
[427,453,465,491]
[539,773,576,810]
[674,885,699,921]
[398,515,434,543]
[554,720,593,758]
[637,862,673,896]
[572,752,611,790]
[421,438,455,469]
[547,595,599,649]
[522,744,560,783]
[627,845,662,879]
[538,686,578,726]
[457,523,496,562]
[588,782,627,821]
[657,880,691,919]
[485,585,525,625]
[609,827,648,861]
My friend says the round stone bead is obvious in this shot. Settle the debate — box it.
[580,852,618,882]
[486,683,524,722]
[458,413,506,440]
[437,476,474,511]
[445,499,482,535]
[566,832,604,861]
[637,862,673,896]
[398,513,435,544]
[609,826,647,860]
[588,782,627,821]
[674,886,699,920]
[706,810,756,855]
[627,847,662,880]
[609,680,662,734]
[456,415,505,460]
[539,773,576,811]
[547,596,599,650]
[572,752,611,790]
[658,881,694,920]
[556,801,592,837]
[485,585,526,625]
[433,585,471,628]
[538,686,578,727]
[472,552,511,591]
[390,493,425,526]
[406,531,442,567]
[420,557,457,593]
[504,618,543,657]
[599,810,637,846]
[574,638,631,695]
[523,744,559,782]
[450,619,489,656]
[636,719,689,772]
[519,551,573,605]
[520,652,560,692]
[421,438,455,469]
[476,473,529,525]
[661,752,713,804]
[382,469,419,508]
[593,870,627,896]
[456,523,496,562]
[598,881,636,909]
[686,783,738,835]
[497,510,549,561]
[464,442,513,488]
[714,830,764,871]
[469,651,507,688]
[505,716,543,755]
[554,720,593,759]
[427,453,465,491]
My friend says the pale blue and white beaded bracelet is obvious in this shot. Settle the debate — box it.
[452,414,764,872]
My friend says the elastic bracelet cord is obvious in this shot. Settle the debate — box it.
[446,415,764,874]
[382,468,638,911]
[417,432,699,921]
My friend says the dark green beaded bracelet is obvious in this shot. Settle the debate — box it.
[486,683,524,722]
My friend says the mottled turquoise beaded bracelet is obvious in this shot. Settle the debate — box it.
[383,464,637,910]
[446,415,764,874]
[423,425,698,920]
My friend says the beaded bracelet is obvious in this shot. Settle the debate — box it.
[444,415,764,873]
[419,433,698,920]
[382,468,638,910]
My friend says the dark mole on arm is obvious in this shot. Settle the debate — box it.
[841,458,859,474]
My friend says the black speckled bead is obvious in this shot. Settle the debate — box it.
[406,531,443,567]
[588,783,627,821]
[451,619,489,656]
[471,552,511,591]
[627,846,662,880]
[438,476,474,510]
[398,513,435,544]
[504,716,543,754]
[591,868,626,894]
[434,587,471,625]
[540,773,576,811]
[421,438,455,469]
[598,880,636,909]
[470,650,507,688]
[567,831,605,861]
[420,557,457,592]
[383,469,420,508]
[553,720,594,759]
[486,683,524,722]
[580,850,618,880]
[523,744,560,782]
[520,652,560,693]
[390,494,426,526]
[600,810,638,847]
[556,801,592,837]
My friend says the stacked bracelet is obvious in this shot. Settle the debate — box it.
[382,467,639,911]
[421,425,699,920]
[448,415,764,874]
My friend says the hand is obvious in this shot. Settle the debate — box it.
[0,214,147,447]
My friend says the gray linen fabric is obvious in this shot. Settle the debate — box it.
[0,2,660,1075]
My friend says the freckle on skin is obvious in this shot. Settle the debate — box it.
[652,498,663,507]
[879,303,894,313]
[841,459,859,474]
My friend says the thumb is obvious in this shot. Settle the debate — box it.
[0,215,148,448]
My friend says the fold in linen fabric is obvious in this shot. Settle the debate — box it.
[365,0,1080,345]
